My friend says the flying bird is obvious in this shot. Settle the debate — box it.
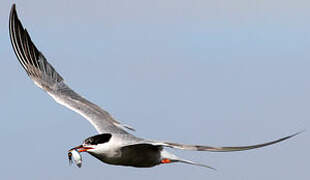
[9,4,301,169]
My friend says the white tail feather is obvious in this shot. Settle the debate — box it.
[176,159,216,170]
[160,150,216,170]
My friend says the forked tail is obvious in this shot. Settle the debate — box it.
[160,150,216,170]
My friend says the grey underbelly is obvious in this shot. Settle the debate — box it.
[89,144,162,168]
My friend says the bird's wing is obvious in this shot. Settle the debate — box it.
[150,131,301,152]
[9,4,134,134]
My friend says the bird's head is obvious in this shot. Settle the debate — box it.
[70,133,113,153]
[68,133,112,167]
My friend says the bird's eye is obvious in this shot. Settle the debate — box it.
[84,133,112,145]
[84,138,93,145]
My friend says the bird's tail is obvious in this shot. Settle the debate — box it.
[160,150,216,170]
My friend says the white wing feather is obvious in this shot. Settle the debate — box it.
[9,4,134,134]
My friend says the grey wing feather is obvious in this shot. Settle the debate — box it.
[151,131,302,152]
[9,4,134,134]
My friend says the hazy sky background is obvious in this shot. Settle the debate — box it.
[1,0,309,179]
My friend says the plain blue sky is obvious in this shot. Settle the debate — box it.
[1,0,309,179]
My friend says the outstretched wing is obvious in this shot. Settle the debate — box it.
[9,4,134,134]
[152,131,302,152]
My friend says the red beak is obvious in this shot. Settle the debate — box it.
[70,145,94,152]
[77,146,94,152]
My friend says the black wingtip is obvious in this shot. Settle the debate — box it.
[11,4,16,11]
[9,4,19,34]
[10,4,16,19]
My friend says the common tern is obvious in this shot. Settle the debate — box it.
[9,4,301,169]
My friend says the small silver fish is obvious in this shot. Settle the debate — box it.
[68,151,73,165]
[68,149,82,168]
